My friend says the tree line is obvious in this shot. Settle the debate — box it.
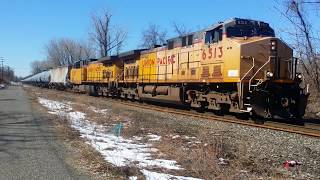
[0,66,18,83]
[278,0,320,92]
[30,11,189,75]
[30,1,319,93]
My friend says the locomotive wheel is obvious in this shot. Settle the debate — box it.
[251,112,265,124]
[196,102,207,113]
[88,86,98,96]
[212,104,228,116]
[236,113,250,120]
[213,109,224,116]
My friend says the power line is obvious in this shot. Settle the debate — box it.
[0,57,4,82]
[301,1,320,4]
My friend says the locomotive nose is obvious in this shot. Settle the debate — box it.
[269,38,293,80]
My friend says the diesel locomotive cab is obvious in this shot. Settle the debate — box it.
[228,19,309,119]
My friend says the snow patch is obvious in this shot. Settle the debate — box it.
[89,106,111,115]
[129,176,137,180]
[68,111,86,120]
[172,135,180,139]
[141,169,202,180]
[82,131,180,169]
[38,97,72,113]
[38,98,201,179]
[133,136,143,141]
[147,134,161,141]
[183,135,196,140]
[218,158,229,165]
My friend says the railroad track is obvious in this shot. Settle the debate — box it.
[32,86,320,138]
[111,99,320,138]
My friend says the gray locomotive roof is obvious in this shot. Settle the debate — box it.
[118,49,146,58]
[97,49,147,62]
[74,58,98,65]
[166,17,270,42]
[97,56,118,62]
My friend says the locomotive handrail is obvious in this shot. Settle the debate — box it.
[115,70,124,82]
[283,58,292,79]
[239,57,255,109]
[179,61,200,65]
[248,56,273,92]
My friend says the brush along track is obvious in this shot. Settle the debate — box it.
[110,99,320,138]
[32,87,320,138]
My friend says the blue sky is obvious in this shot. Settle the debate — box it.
[0,0,316,77]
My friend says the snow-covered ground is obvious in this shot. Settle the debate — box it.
[89,106,111,115]
[38,97,201,180]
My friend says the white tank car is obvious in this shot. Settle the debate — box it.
[22,70,50,87]
[50,66,70,89]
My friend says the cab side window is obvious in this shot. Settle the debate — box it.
[205,27,223,44]
[182,36,187,47]
[182,35,193,47]
[187,35,193,45]
[167,40,174,50]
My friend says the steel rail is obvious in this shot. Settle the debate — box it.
[113,99,320,138]
[33,87,320,138]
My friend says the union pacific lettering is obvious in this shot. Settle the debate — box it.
[157,55,176,65]
[142,58,156,66]
[202,47,223,61]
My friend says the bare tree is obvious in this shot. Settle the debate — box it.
[172,22,192,36]
[279,0,320,91]
[140,23,167,49]
[30,60,53,74]
[30,60,44,74]
[30,61,39,74]
[0,65,16,82]
[30,38,95,75]
[46,38,95,66]
[91,11,127,57]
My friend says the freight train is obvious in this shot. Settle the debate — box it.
[22,18,310,119]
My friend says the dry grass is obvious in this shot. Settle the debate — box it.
[112,108,279,179]
[25,86,302,179]
[26,87,132,179]
[302,82,320,118]
[306,91,320,118]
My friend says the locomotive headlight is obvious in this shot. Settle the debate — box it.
[296,73,303,79]
[295,73,303,83]
[297,74,302,79]
[266,71,274,78]
[270,40,277,51]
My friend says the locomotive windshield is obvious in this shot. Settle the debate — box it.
[226,20,275,38]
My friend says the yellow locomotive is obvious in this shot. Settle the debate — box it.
[70,18,309,119]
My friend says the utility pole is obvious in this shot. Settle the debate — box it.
[0,57,4,83]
